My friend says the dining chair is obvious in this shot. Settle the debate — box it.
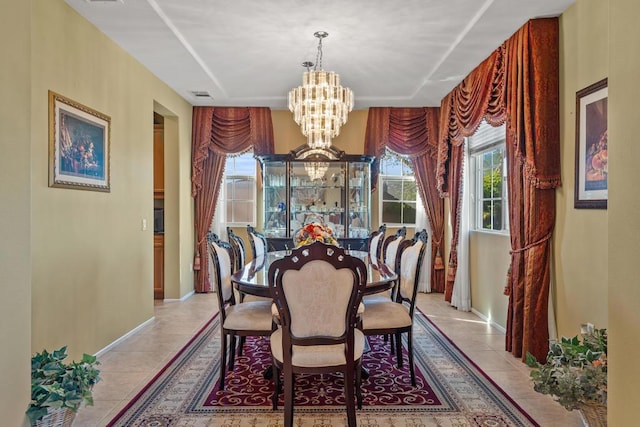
[268,241,368,427]
[367,224,386,264]
[226,227,246,272]
[382,226,407,269]
[207,233,275,390]
[247,225,268,260]
[363,226,407,344]
[361,229,428,386]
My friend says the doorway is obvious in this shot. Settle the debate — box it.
[153,112,165,299]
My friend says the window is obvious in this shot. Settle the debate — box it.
[378,149,417,226]
[469,121,508,232]
[224,151,256,225]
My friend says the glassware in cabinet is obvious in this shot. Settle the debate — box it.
[262,160,287,237]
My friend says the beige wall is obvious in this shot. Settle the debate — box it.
[469,232,510,328]
[0,0,32,424]
[554,0,609,338]
[28,0,193,368]
[608,0,640,423]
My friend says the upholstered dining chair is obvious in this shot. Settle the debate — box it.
[363,226,407,318]
[268,241,368,427]
[367,224,386,264]
[361,229,428,386]
[247,225,268,260]
[226,227,246,272]
[382,226,407,269]
[207,233,275,390]
[228,226,271,355]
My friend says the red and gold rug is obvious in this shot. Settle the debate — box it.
[108,309,538,426]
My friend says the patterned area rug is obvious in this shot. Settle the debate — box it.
[108,310,538,426]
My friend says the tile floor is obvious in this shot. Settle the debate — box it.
[75,293,584,426]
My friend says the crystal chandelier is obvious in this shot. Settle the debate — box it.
[288,31,354,150]
[304,162,329,181]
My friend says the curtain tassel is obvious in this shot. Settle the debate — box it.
[446,260,456,282]
[503,265,512,296]
[434,248,445,270]
[193,251,201,271]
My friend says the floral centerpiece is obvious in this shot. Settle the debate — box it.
[293,222,339,248]
[526,326,607,426]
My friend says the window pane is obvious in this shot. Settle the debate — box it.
[493,200,503,230]
[232,201,254,223]
[492,149,503,167]
[403,202,416,224]
[226,203,233,222]
[492,171,503,198]
[226,179,234,197]
[382,201,403,223]
[233,178,253,199]
[482,169,492,199]
[482,152,492,168]
[482,201,492,229]
[402,180,417,201]
[383,179,403,201]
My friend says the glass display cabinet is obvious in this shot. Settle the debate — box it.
[258,145,373,250]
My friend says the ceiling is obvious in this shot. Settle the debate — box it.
[65,0,574,110]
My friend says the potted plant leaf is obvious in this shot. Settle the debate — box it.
[526,325,607,426]
[27,346,101,427]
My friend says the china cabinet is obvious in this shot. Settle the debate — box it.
[257,145,373,250]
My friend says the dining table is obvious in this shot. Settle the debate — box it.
[230,249,398,381]
[231,249,397,300]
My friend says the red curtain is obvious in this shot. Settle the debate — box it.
[364,107,446,293]
[435,18,560,362]
[191,107,274,292]
[503,20,561,362]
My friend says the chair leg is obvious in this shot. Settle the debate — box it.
[283,366,294,427]
[345,366,357,427]
[395,332,403,368]
[356,359,363,410]
[408,329,416,386]
[238,336,247,357]
[272,364,280,410]
[228,335,237,370]
[219,333,227,390]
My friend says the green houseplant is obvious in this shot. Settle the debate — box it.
[526,326,607,426]
[27,346,101,426]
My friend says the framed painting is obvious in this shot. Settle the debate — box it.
[48,91,111,192]
[574,78,607,209]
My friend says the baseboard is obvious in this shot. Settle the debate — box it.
[471,308,506,334]
[94,316,155,357]
[163,290,195,302]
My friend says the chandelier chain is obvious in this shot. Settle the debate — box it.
[315,36,323,70]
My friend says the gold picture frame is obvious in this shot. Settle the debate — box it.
[48,91,111,192]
